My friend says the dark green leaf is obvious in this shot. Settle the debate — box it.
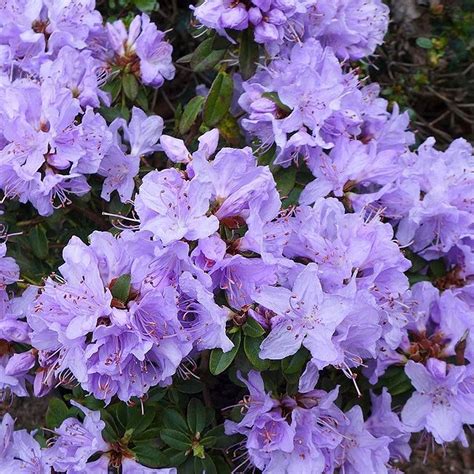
[133,442,169,467]
[127,406,156,436]
[166,448,188,467]
[174,378,204,394]
[101,79,122,103]
[98,105,123,123]
[200,436,217,448]
[206,425,242,449]
[281,347,310,375]
[162,409,189,433]
[110,274,131,302]
[195,455,217,474]
[275,167,297,197]
[134,0,156,12]
[213,456,232,474]
[186,398,207,434]
[179,96,205,135]
[191,38,226,72]
[45,398,70,429]
[160,429,192,451]
[123,73,139,101]
[243,316,265,338]
[209,330,241,375]
[244,336,270,370]
[429,258,446,278]
[203,72,233,127]
[217,113,242,147]
[239,29,259,79]
[132,427,163,441]
[29,226,48,260]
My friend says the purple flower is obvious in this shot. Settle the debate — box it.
[135,168,219,245]
[366,389,411,462]
[0,425,49,473]
[245,411,295,466]
[211,255,277,309]
[29,230,229,402]
[40,45,109,108]
[44,401,108,472]
[335,405,391,473]
[100,107,163,202]
[402,359,474,445]
[0,78,112,215]
[193,145,280,227]
[304,0,389,59]
[99,145,139,203]
[255,263,352,366]
[107,14,175,88]
[0,243,19,288]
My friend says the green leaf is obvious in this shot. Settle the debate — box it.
[29,226,48,260]
[213,456,232,474]
[194,455,217,474]
[126,405,156,436]
[179,96,205,135]
[133,0,156,12]
[160,429,192,451]
[186,398,207,434]
[206,425,242,449]
[217,112,242,147]
[239,29,259,80]
[282,186,302,209]
[174,378,204,394]
[166,448,188,467]
[123,73,139,101]
[243,316,265,338]
[275,167,297,198]
[162,409,189,434]
[98,105,123,123]
[191,38,226,72]
[132,427,163,441]
[416,37,433,49]
[200,436,217,448]
[209,330,241,375]
[408,274,431,285]
[281,347,310,375]
[45,398,70,429]
[429,258,446,278]
[133,442,169,467]
[244,336,270,370]
[110,274,131,302]
[101,78,122,103]
[203,72,233,128]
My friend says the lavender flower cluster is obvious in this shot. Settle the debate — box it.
[0,0,473,473]
[0,0,173,215]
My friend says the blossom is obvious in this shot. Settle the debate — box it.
[106,14,175,88]
[366,389,411,462]
[303,0,390,59]
[255,263,353,366]
[29,231,230,402]
[0,420,49,473]
[335,405,391,474]
[0,78,112,215]
[100,107,163,202]
[44,401,109,472]
[402,359,474,445]
[135,168,219,245]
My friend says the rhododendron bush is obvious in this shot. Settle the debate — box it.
[0,1,473,473]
